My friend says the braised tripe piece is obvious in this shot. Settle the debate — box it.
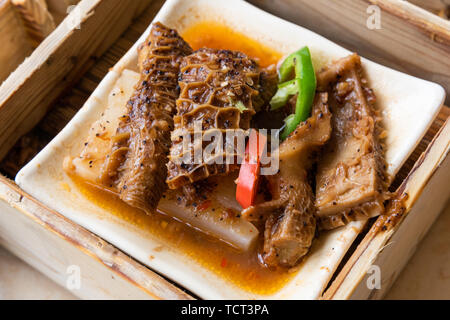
[315,54,388,230]
[98,22,192,212]
[243,94,332,268]
[166,48,265,190]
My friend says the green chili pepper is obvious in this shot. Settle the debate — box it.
[269,47,316,140]
[270,79,299,110]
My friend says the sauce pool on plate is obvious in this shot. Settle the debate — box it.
[182,21,281,68]
[73,176,296,295]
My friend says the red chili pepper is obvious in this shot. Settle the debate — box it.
[236,130,267,209]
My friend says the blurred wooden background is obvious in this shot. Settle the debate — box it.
[0,0,80,83]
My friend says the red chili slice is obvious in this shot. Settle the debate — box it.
[236,130,267,209]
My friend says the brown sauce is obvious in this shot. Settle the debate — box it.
[182,21,282,68]
[371,192,409,234]
[72,177,295,295]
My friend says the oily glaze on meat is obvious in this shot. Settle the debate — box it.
[98,22,192,212]
[315,54,388,230]
[166,48,265,189]
[242,94,332,268]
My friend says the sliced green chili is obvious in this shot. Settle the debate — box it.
[279,51,301,83]
[269,47,317,140]
[270,79,299,110]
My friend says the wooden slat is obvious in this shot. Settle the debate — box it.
[370,0,450,42]
[11,0,56,47]
[0,0,153,162]
[45,0,79,24]
[391,106,450,190]
[0,175,194,300]
[249,0,450,105]
[0,0,33,84]
[407,0,450,18]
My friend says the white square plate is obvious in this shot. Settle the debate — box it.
[16,0,445,299]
